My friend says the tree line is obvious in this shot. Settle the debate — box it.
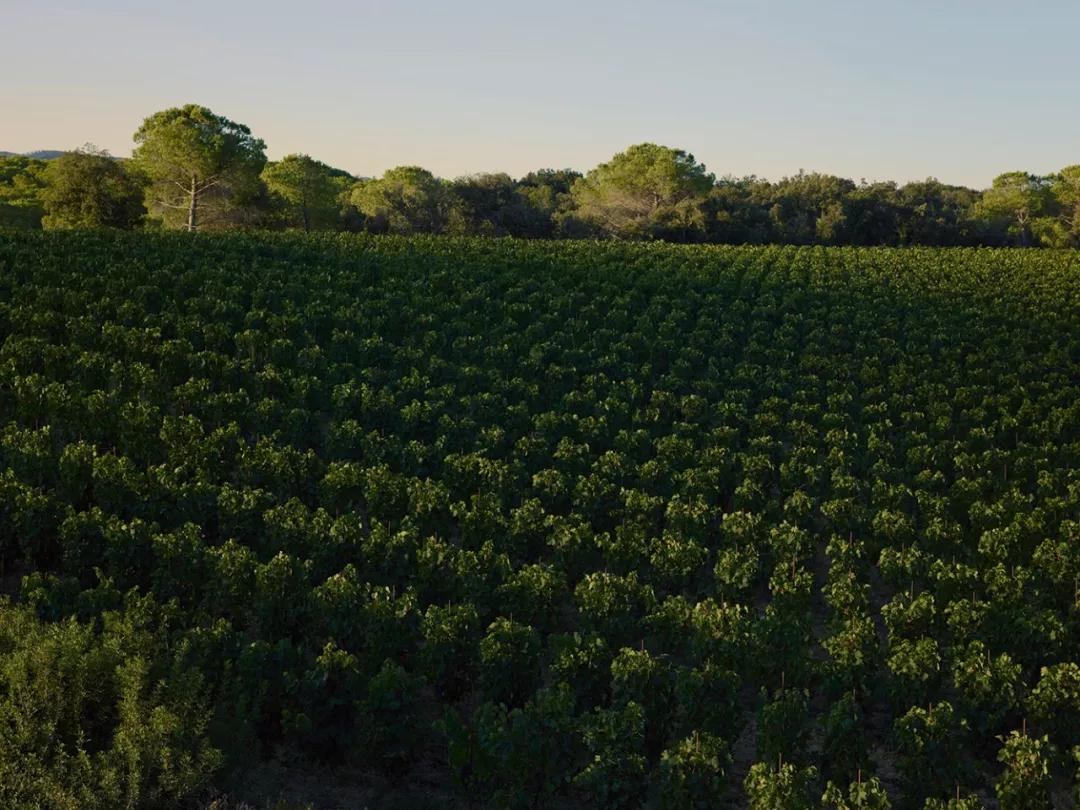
[1,103,1078,247]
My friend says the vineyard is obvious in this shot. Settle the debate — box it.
[0,231,1078,809]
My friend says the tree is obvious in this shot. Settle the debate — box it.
[40,146,144,230]
[703,176,774,244]
[895,179,979,246]
[261,153,348,231]
[757,171,856,245]
[518,168,580,196]
[132,104,266,232]
[517,168,581,237]
[0,155,48,228]
[446,172,525,236]
[973,172,1052,246]
[570,143,714,239]
[1046,165,1080,246]
[350,166,447,234]
[844,182,902,246]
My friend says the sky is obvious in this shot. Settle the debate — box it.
[1,0,1078,188]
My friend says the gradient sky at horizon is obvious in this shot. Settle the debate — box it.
[2,0,1077,188]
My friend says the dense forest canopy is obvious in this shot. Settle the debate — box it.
[2,104,1079,247]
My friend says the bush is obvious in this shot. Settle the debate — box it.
[821,775,892,809]
[658,731,731,809]
[756,687,810,765]
[994,731,1053,810]
[478,618,541,707]
[0,599,220,809]
[574,702,648,810]
[744,761,819,810]
[893,701,969,802]
[1026,662,1080,749]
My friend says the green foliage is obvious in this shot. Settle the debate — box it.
[281,639,361,760]
[445,172,568,238]
[922,797,984,810]
[357,658,424,771]
[822,692,868,779]
[8,124,1080,246]
[570,143,714,239]
[658,731,731,810]
[973,172,1052,246]
[821,775,892,809]
[419,601,478,699]
[822,612,879,695]
[1026,662,1080,748]
[40,147,145,230]
[574,701,649,810]
[478,617,541,707]
[574,571,655,647]
[444,683,578,809]
[261,154,347,231]
[672,662,740,742]
[894,702,969,801]
[1047,165,1080,246]
[713,543,760,600]
[0,155,48,228]
[610,646,676,757]
[132,104,266,231]
[549,631,612,708]
[0,231,1077,805]
[994,731,1053,810]
[756,686,811,765]
[950,640,1020,734]
[1074,745,1080,808]
[743,761,820,810]
[887,636,941,707]
[496,562,566,631]
[0,598,220,809]
[761,171,858,245]
[350,166,448,234]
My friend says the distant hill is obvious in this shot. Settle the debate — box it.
[0,150,66,160]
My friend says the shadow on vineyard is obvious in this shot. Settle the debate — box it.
[0,231,1078,809]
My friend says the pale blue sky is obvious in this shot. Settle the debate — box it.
[2,0,1077,187]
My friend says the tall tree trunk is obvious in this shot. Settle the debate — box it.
[187,176,198,233]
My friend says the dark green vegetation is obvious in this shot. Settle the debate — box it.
[3,104,1080,247]
[0,232,1079,808]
